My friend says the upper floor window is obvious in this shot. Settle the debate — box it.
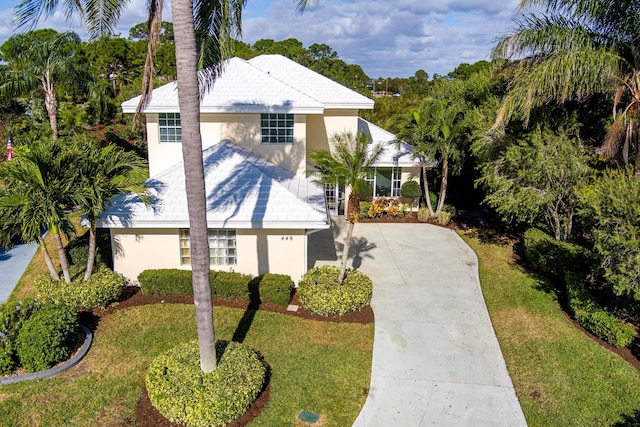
[261,113,294,144]
[180,229,237,266]
[159,113,182,143]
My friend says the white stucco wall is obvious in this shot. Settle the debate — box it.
[111,227,307,283]
[146,113,309,176]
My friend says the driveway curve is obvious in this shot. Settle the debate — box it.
[312,220,527,426]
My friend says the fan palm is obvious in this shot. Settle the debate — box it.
[310,131,384,283]
[492,0,640,174]
[0,30,85,141]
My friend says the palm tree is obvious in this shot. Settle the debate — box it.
[0,139,75,282]
[71,141,148,280]
[310,131,384,283]
[392,108,436,217]
[0,30,85,141]
[394,97,465,217]
[492,0,640,174]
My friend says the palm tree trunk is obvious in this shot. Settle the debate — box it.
[42,77,59,142]
[339,220,355,284]
[435,157,449,215]
[172,0,216,373]
[420,155,434,217]
[51,223,71,283]
[84,225,97,281]
[40,239,60,281]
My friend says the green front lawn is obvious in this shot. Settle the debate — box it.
[0,304,373,426]
[462,231,640,427]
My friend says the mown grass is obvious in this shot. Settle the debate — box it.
[0,304,373,426]
[461,231,640,427]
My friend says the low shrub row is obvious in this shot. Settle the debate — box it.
[359,198,409,220]
[298,266,373,316]
[146,340,267,427]
[565,273,635,348]
[0,301,79,374]
[138,269,293,307]
[523,228,593,279]
[34,266,124,310]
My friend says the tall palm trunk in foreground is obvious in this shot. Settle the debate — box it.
[172,0,216,372]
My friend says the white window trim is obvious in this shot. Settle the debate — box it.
[261,113,294,144]
[159,112,182,143]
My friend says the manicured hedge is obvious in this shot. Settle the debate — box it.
[253,274,293,307]
[138,269,194,295]
[565,273,635,348]
[210,271,252,299]
[524,228,593,279]
[298,266,373,316]
[138,269,252,299]
[146,340,267,427]
[34,266,124,310]
[17,303,79,372]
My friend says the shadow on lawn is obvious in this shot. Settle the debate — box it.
[612,409,640,426]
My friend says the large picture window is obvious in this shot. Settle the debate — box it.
[261,113,294,144]
[366,167,401,197]
[159,113,182,143]
[180,229,237,266]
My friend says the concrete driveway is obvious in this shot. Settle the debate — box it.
[0,242,38,304]
[309,219,527,426]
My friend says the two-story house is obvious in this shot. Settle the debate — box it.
[98,54,420,283]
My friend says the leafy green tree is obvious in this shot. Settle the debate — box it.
[477,126,590,241]
[492,0,640,174]
[579,168,640,301]
[310,131,384,283]
[0,139,76,282]
[0,30,86,141]
[71,140,148,280]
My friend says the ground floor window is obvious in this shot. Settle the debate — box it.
[367,167,401,197]
[180,229,237,266]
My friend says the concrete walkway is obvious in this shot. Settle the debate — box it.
[0,242,38,304]
[309,219,527,426]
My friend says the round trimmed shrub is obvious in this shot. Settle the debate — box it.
[298,266,373,316]
[34,266,124,310]
[0,299,41,374]
[146,340,267,427]
[16,303,78,372]
[400,180,422,199]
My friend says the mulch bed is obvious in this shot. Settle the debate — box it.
[82,286,374,427]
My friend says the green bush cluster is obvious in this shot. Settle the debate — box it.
[252,274,293,307]
[146,340,267,427]
[138,269,284,303]
[565,273,635,348]
[17,303,78,372]
[138,269,194,295]
[210,271,252,299]
[297,266,373,316]
[523,228,593,279]
[34,266,124,310]
[0,299,41,374]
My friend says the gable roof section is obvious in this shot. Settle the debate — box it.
[122,55,373,114]
[358,118,423,168]
[249,55,374,110]
[98,141,329,229]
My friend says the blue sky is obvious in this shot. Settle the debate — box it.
[0,0,520,77]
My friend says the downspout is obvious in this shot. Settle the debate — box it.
[304,228,325,287]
